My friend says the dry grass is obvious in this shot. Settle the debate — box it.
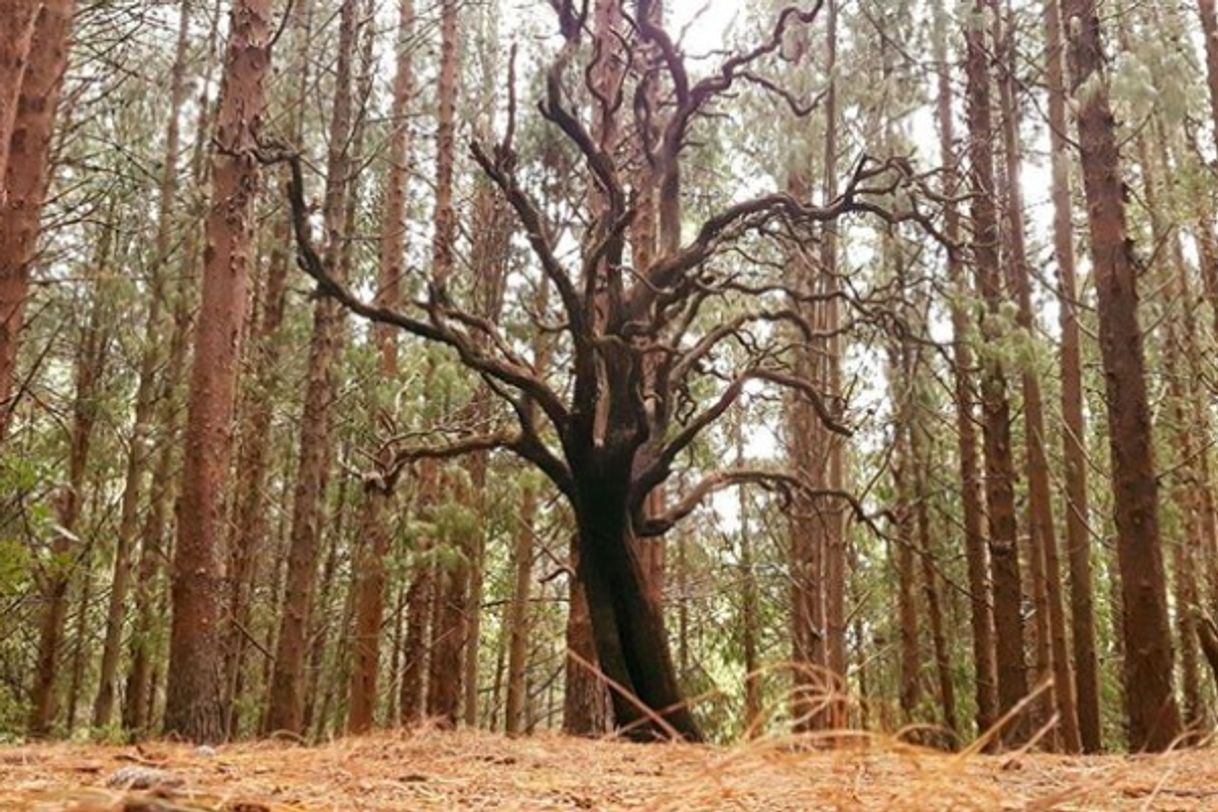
[1,727,1217,811]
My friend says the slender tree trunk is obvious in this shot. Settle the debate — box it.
[164,0,274,744]
[1060,0,1182,752]
[504,480,538,735]
[1045,0,1102,754]
[66,508,100,734]
[735,412,762,736]
[399,465,436,724]
[910,423,958,742]
[347,0,415,734]
[458,171,513,728]
[265,0,357,735]
[92,0,192,731]
[302,470,351,735]
[1137,119,1211,737]
[420,0,465,728]
[0,0,75,441]
[787,168,828,733]
[124,0,224,734]
[993,1,1080,752]
[964,1,1029,744]
[932,0,997,741]
[819,0,848,733]
[891,360,922,726]
[27,223,110,738]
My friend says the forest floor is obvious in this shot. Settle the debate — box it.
[1,727,1217,811]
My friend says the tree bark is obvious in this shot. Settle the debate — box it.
[817,0,848,733]
[504,480,538,735]
[0,0,75,441]
[224,0,312,736]
[1045,0,1102,754]
[1198,0,1218,158]
[932,0,997,741]
[964,1,1029,745]
[573,469,699,741]
[1059,0,1182,752]
[993,1,1081,753]
[735,413,762,736]
[0,2,41,202]
[164,0,273,744]
[265,0,357,736]
[347,0,414,733]
[911,422,958,742]
[563,533,609,736]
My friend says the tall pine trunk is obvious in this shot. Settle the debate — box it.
[265,0,357,735]
[963,1,1029,744]
[992,1,1080,752]
[1045,0,1102,753]
[932,0,997,740]
[1059,0,1182,752]
[164,0,273,744]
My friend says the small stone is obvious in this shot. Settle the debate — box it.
[194,745,219,758]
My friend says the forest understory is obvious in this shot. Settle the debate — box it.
[4,729,1218,811]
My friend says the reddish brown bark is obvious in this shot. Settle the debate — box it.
[399,463,437,725]
[222,0,312,737]
[266,0,357,736]
[1045,0,1102,753]
[347,0,415,735]
[787,166,829,732]
[819,0,848,733]
[0,0,75,441]
[993,2,1080,753]
[164,0,274,744]
[932,0,997,740]
[964,1,1029,744]
[0,2,40,200]
[420,0,464,728]
[1060,0,1182,752]
[1141,124,1212,736]
[125,1,225,736]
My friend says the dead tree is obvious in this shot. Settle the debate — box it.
[265,0,938,742]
